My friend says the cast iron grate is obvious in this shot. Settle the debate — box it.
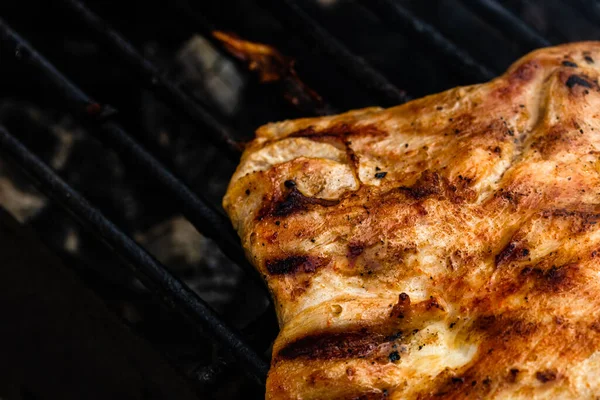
[0,0,596,396]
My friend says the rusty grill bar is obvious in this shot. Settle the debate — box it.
[0,0,566,392]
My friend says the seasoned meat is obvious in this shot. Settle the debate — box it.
[223,42,600,399]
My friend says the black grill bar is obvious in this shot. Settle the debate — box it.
[0,18,260,285]
[361,0,496,81]
[258,0,411,106]
[461,0,551,50]
[61,0,242,160]
[0,125,269,384]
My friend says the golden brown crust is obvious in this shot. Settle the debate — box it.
[223,42,600,399]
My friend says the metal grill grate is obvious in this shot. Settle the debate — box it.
[0,0,594,394]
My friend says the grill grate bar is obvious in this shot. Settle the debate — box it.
[61,0,242,160]
[0,17,262,285]
[361,0,496,81]
[569,0,600,25]
[258,0,411,106]
[461,0,551,50]
[0,125,269,384]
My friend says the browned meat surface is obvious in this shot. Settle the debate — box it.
[224,42,600,399]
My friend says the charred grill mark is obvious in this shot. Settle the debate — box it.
[276,296,445,361]
[474,315,538,340]
[276,294,450,361]
[276,328,390,360]
[543,265,569,289]
[496,189,525,206]
[398,170,478,203]
[280,187,339,215]
[537,209,600,238]
[563,72,599,96]
[535,369,557,383]
[273,187,308,216]
[400,170,442,200]
[348,242,365,259]
[289,123,387,141]
[519,264,577,293]
[495,241,530,266]
[266,255,307,274]
[496,242,516,266]
[542,209,600,231]
[544,209,600,219]
[565,74,595,89]
[288,126,317,137]
[265,255,324,275]
[285,126,349,155]
[259,186,340,219]
[430,364,528,398]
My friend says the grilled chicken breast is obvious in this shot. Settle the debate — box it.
[223,42,600,399]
